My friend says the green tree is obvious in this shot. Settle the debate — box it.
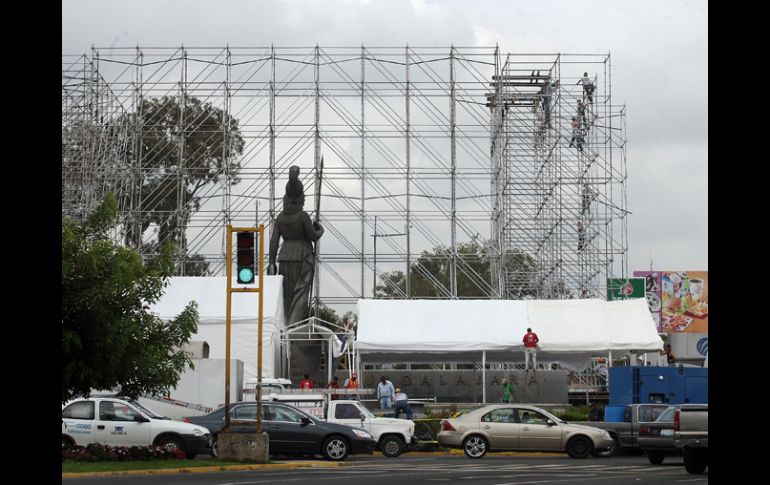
[310,303,341,330]
[62,193,199,403]
[119,95,245,257]
[375,239,541,299]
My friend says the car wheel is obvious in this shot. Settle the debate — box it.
[591,436,618,457]
[683,448,707,474]
[381,435,405,458]
[211,437,218,458]
[647,451,665,465]
[566,435,593,459]
[62,435,75,450]
[156,435,186,455]
[322,435,349,461]
[462,435,488,459]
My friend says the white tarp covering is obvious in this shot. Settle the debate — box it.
[149,276,285,380]
[356,298,663,368]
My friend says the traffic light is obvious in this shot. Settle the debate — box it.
[236,231,256,284]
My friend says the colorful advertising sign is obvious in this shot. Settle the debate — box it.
[606,278,645,301]
[634,271,663,331]
[661,271,708,334]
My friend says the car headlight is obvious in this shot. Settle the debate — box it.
[193,429,204,436]
[352,429,373,439]
[601,430,610,438]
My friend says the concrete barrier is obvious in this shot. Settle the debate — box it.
[218,432,269,463]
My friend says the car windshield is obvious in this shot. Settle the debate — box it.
[358,406,376,419]
[127,400,165,419]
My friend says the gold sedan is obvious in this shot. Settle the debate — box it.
[437,404,615,459]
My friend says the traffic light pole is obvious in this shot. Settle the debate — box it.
[224,224,265,435]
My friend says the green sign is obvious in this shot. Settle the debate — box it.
[607,278,645,300]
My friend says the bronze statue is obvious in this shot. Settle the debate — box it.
[268,166,324,325]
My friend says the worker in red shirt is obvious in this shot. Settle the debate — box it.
[522,327,540,373]
[298,374,314,390]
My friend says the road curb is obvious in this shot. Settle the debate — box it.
[62,451,565,477]
[61,461,346,479]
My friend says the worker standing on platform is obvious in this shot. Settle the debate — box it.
[523,327,540,373]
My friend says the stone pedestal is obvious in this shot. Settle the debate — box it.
[218,432,269,463]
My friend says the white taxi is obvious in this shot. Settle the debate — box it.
[62,396,212,459]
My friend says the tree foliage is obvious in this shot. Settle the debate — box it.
[310,303,341,330]
[375,239,541,299]
[119,95,245,251]
[62,193,199,403]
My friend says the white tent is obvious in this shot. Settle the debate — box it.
[150,276,286,380]
[356,298,663,369]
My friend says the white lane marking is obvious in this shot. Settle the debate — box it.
[492,474,661,485]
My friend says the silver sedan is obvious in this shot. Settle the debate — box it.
[438,404,615,459]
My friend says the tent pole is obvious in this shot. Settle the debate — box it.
[482,351,486,404]
[608,351,612,390]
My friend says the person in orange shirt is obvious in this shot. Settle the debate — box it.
[343,372,359,399]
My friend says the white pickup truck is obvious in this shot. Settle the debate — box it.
[266,391,416,457]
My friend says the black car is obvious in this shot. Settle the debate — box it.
[185,401,376,461]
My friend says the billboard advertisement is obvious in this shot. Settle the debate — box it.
[606,278,645,301]
[633,271,663,331]
[661,271,708,333]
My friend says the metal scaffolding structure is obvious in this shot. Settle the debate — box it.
[62,46,628,310]
[488,53,628,299]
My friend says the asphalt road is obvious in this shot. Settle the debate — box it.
[64,453,708,484]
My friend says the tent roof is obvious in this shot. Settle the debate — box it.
[149,276,285,325]
[356,298,662,361]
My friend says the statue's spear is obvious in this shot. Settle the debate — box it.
[314,155,324,225]
[310,156,323,315]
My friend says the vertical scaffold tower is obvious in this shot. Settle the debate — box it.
[62,46,627,308]
[489,53,628,299]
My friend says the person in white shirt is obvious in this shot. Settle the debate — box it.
[376,376,395,410]
[393,388,413,420]
[577,72,594,104]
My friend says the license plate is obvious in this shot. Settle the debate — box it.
[660,429,673,437]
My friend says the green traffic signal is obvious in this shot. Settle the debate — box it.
[236,232,256,284]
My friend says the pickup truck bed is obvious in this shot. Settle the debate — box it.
[574,404,670,456]
[674,404,708,474]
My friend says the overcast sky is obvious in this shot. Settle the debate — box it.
[62,0,708,274]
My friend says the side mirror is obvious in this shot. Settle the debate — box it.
[134,415,150,423]
[300,417,312,426]
[359,413,366,421]
[546,419,555,426]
